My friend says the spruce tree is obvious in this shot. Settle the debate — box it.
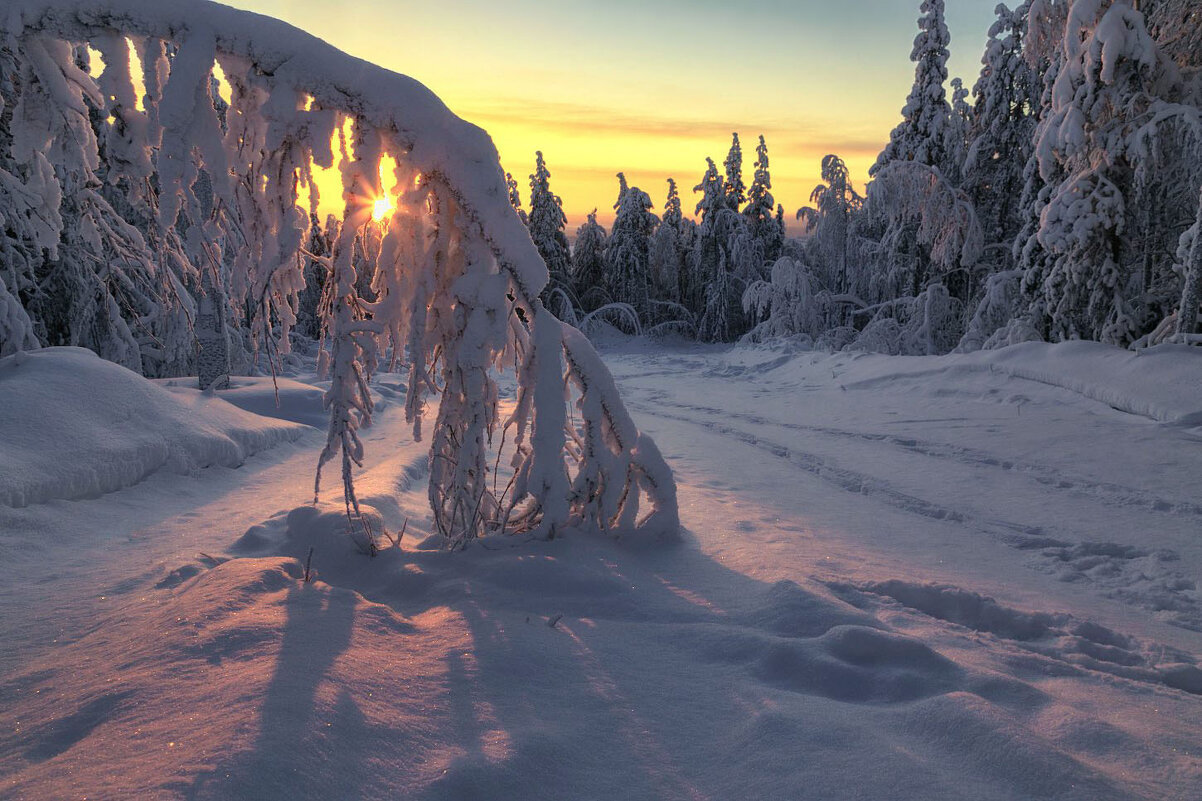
[689,158,728,318]
[528,151,573,315]
[871,0,955,178]
[572,210,609,311]
[964,2,1036,264]
[605,174,658,320]
[723,133,746,212]
[744,135,781,264]
[506,171,528,226]
[648,178,686,309]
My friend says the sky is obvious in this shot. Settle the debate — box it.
[223,0,1003,231]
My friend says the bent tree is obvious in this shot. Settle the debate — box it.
[1,0,678,546]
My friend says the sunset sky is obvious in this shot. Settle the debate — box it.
[226,0,1002,231]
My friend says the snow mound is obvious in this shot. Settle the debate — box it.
[739,339,1202,424]
[981,341,1202,424]
[0,348,307,506]
[156,375,329,428]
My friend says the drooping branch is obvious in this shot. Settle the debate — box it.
[7,0,680,545]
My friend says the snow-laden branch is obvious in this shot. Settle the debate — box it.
[6,0,678,544]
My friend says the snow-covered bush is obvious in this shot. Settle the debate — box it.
[742,256,827,343]
[957,269,1025,352]
[847,283,964,356]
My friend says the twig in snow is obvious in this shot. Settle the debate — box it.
[303,547,315,583]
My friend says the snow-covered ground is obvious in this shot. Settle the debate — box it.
[2,341,1201,800]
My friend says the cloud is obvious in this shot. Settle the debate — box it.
[460,96,887,158]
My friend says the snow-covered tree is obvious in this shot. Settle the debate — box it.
[871,0,956,178]
[1174,186,1202,337]
[742,256,826,342]
[944,77,974,183]
[964,2,1037,266]
[571,210,609,310]
[1021,0,1202,345]
[605,174,658,320]
[648,178,686,310]
[744,135,782,265]
[798,154,863,297]
[723,133,746,212]
[2,0,679,545]
[863,161,983,302]
[1141,0,1202,79]
[506,171,528,226]
[691,157,744,340]
[296,213,333,339]
[528,151,573,315]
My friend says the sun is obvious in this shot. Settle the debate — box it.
[372,195,395,222]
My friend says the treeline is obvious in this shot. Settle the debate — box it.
[516,0,1202,354]
[510,141,786,342]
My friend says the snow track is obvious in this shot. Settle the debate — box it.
[610,343,1202,636]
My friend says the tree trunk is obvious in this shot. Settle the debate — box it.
[1176,187,1202,338]
[196,270,231,391]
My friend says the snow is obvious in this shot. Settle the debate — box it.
[3,338,1202,799]
[157,375,330,429]
[0,347,306,507]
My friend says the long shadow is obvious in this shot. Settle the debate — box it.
[373,523,1137,801]
[185,584,365,800]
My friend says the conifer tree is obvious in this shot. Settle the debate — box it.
[689,158,728,318]
[723,133,746,212]
[744,135,781,264]
[649,178,686,308]
[964,2,1037,264]
[943,77,973,184]
[605,174,658,320]
[572,209,609,311]
[1021,0,1202,344]
[528,151,573,315]
[871,0,955,177]
[506,171,528,226]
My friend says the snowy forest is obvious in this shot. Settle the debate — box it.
[5,1,1202,799]
[6,1,1202,374]
[511,0,1202,355]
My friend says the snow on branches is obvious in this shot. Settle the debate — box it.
[4,0,678,544]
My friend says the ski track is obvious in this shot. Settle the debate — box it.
[612,361,1202,634]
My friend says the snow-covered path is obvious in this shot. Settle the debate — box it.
[2,342,1201,800]
[605,342,1202,646]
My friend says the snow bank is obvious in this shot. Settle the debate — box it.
[0,348,306,506]
[978,341,1202,424]
[156,375,330,428]
[731,339,1202,425]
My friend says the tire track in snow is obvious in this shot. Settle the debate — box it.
[633,387,1202,521]
[625,394,1202,633]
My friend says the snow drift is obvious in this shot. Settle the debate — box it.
[0,347,306,506]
